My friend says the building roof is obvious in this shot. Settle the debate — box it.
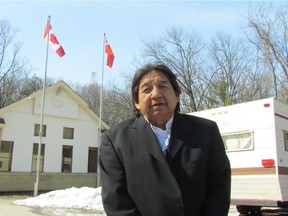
[0,80,109,130]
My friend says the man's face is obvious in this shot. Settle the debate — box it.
[135,70,179,129]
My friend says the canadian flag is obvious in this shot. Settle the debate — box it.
[104,34,114,68]
[44,20,65,57]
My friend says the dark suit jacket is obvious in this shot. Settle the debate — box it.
[99,113,231,216]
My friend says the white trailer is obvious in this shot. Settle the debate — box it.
[188,97,288,214]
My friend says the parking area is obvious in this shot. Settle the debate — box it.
[1,197,42,216]
[0,196,106,216]
[1,196,238,216]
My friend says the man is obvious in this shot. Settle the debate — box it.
[99,63,231,216]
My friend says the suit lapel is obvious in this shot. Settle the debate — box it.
[133,114,189,164]
[133,116,168,166]
[167,113,189,160]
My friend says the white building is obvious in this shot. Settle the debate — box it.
[0,81,108,192]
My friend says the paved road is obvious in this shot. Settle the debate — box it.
[1,196,239,216]
[3,198,288,216]
[1,197,43,216]
[0,196,105,216]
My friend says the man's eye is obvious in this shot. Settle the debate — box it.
[143,88,151,93]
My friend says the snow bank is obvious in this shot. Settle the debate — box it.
[13,187,104,212]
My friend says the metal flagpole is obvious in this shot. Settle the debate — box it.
[96,33,105,187]
[34,15,51,197]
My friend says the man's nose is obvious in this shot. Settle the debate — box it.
[151,87,162,98]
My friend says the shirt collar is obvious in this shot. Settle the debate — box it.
[144,115,174,131]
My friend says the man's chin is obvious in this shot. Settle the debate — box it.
[151,105,167,111]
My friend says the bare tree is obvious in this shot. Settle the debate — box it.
[76,82,101,116]
[16,75,43,99]
[104,82,134,126]
[246,2,288,100]
[74,74,134,127]
[0,19,29,108]
[206,32,263,107]
[141,26,208,112]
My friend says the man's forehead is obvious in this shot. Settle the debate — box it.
[140,72,169,85]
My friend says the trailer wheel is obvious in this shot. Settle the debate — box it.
[236,205,261,215]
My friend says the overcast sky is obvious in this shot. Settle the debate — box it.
[0,1,283,87]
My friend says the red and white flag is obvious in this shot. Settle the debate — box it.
[104,34,114,68]
[44,20,65,57]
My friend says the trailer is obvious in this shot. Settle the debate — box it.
[188,97,288,214]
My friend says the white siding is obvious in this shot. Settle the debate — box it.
[232,175,282,200]
[34,89,79,119]
[2,101,37,172]
[0,82,102,174]
[189,98,288,205]
[189,98,278,169]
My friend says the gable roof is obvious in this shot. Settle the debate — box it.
[0,80,109,130]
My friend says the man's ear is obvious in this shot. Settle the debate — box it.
[135,103,140,110]
[176,92,180,102]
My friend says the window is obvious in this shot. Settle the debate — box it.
[31,143,45,172]
[62,146,73,172]
[0,141,13,171]
[284,131,288,151]
[63,127,74,139]
[88,147,98,173]
[222,131,253,152]
[34,124,47,137]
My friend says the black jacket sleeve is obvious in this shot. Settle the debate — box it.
[204,122,231,216]
[99,132,141,216]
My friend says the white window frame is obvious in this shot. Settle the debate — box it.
[222,131,254,152]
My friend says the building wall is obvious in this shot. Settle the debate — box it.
[0,172,98,192]
[0,85,100,174]
[34,88,79,119]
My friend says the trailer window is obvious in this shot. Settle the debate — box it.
[284,131,288,151]
[222,132,253,152]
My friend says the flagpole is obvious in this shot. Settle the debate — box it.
[97,33,105,187]
[34,15,50,197]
